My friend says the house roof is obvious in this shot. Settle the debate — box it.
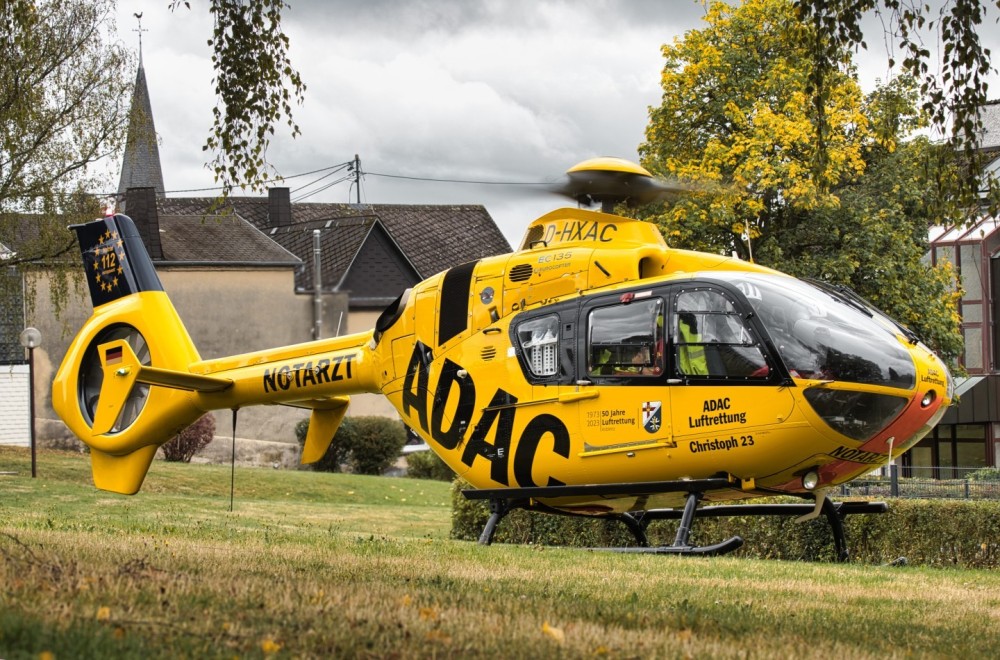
[930,214,1000,245]
[160,198,512,286]
[157,214,300,265]
[261,215,384,290]
[0,214,79,264]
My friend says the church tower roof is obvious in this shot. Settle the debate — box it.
[117,58,166,201]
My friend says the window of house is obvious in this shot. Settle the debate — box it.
[587,297,664,378]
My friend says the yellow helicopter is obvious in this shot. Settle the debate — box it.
[52,158,953,559]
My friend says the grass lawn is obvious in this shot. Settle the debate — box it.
[2,446,999,658]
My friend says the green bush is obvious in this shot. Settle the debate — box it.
[161,414,216,462]
[450,478,635,547]
[967,467,1000,481]
[348,417,407,475]
[296,416,406,475]
[451,482,1000,568]
[405,450,455,481]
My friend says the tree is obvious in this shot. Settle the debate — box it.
[1,0,304,311]
[638,0,964,362]
[794,0,1000,212]
[1,0,131,218]
[176,0,306,196]
[1,0,130,314]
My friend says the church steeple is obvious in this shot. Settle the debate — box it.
[117,33,165,205]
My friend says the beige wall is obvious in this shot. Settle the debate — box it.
[27,266,394,453]
[344,309,401,420]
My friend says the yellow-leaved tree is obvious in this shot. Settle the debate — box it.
[638,0,964,363]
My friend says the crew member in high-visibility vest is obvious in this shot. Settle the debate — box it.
[678,312,709,375]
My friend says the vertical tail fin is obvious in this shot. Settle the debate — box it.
[72,214,163,307]
[53,215,207,494]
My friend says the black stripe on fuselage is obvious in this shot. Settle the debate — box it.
[438,260,478,345]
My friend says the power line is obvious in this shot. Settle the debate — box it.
[366,170,553,186]
[292,175,354,203]
[104,159,555,199]
[290,164,351,194]
[98,161,355,196]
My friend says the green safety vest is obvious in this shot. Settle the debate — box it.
[678,321,708,375]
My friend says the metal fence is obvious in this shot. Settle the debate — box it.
[838,465,1000,500]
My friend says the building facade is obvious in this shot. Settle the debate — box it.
[902,100,1000,477]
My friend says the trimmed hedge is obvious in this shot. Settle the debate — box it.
[451,479,1000,568]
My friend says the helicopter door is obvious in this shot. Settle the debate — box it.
[574,295,673,470]
[667,286,794,466]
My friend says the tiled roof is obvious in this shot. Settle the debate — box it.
[157,214,300,265]
[161,198,512,282]
[0,214,78,263]
[265,215,378,290]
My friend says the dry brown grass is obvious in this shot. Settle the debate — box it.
[2,447,999,658]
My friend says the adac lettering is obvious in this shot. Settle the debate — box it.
[543,220,616,245]
[688,397,747,428]
[402,341,569,487]
[262,354,355,393]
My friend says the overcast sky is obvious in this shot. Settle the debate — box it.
[111,0,1000,246]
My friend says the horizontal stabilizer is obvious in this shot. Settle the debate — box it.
[135,365,233,392]
[91,339,232,436]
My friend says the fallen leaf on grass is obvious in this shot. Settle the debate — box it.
[541,621,565,644]
[419,607,439,622]
[96,606,111,622]
[260,636,282,654]
[425,629,452,644]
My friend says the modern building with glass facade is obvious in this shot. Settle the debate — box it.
[903,100,1000,478]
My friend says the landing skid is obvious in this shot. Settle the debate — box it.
[462,479,888,561]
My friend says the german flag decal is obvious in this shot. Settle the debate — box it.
[105,346,123,365]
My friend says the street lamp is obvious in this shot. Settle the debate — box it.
[19,327,40,478]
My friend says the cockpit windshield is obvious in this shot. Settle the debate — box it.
[728,274,916,389]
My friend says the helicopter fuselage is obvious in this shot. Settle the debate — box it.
[357,207,952,512]
[53,207,951,510]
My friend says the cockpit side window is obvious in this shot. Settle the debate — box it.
[515,314,561,377]
[674,288,770,380]
[587,298,664,379]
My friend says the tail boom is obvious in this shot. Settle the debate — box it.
[52,215,382,494]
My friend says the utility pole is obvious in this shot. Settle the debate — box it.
[353,154,361,204]
[312,229,322,340]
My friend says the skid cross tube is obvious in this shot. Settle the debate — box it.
[464,481,888,561]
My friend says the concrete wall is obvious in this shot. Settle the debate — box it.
[22,271,92,449]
